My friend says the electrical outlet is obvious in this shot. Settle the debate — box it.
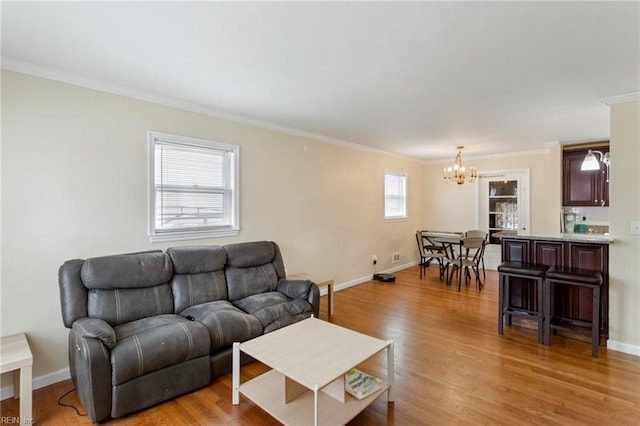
[631,221,640,235]
[392,253,400,263]
[372,255,378,265]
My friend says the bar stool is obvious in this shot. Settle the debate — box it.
[497,261,549,344]
[544,266,603,358]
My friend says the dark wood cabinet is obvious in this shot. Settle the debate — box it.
[563,145,609,206]
[501,237,609,340]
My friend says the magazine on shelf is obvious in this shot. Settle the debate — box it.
[344,368,382,400]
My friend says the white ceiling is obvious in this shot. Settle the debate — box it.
[2,2,639,161]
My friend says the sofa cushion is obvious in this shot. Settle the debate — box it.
[167,246,227,274]
[168,246,229,313]
[180,301,262,352]
[111,314,209,386]
[225,264,279,302]
[88,284,174,326]
[224,241,275,268]
[81,252,172,289]
[233,292,314,333]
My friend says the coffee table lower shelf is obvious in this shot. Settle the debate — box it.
[241,369,389,426]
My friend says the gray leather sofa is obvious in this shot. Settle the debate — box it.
[58,241,319,422]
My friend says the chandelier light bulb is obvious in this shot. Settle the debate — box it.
[443,146,477,185]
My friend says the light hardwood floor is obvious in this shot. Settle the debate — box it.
[2,265,639,425]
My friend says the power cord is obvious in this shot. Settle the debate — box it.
[57,387,87,417]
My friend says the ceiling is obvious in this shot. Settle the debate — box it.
[2,2,639,162]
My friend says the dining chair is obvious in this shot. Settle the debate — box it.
[415,231,447,280]
[465,229,488,239]
[450,237,487,291]
[465,229,488,282]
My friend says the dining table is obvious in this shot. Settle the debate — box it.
[433,236,466,286]
[432,236,464,259]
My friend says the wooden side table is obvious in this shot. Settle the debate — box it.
[288,273,334,316]
[0,333,33,425]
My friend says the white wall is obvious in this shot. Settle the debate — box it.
[608,100,640,354]
[0,70,424,387]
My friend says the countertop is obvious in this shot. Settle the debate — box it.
[496,232,614,244]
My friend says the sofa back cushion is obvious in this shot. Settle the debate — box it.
[81,252,174,326]
[224,241,285,301]
[167,246,228,313]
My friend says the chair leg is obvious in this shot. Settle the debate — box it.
[438,258,445,280]
[474,266,482,290]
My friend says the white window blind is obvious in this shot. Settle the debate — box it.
[384,171,407,220]
[148,131,239,241]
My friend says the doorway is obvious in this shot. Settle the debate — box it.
[476,169,530,269]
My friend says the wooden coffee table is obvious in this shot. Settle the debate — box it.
[232,317,394,426]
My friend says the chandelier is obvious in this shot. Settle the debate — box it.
[443,145,477,185]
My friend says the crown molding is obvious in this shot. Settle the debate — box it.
[601,92,640,106]
[1,57,423,164]
[424,148,551,164]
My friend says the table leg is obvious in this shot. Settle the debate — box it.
[13,369,20,400]
[19,365,32,425]
[387,340,395,402]
[327,281,334,316]
[232,342,240,405]
[313,384,319,426]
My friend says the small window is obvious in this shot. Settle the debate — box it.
[148,131,239,242]
[384,171,407,220]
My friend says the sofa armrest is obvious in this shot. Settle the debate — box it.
[72,318,116,349]
[277,279,320,317]
[69,326,113,422]
[277,279,312,299]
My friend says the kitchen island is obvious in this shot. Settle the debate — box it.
[500,233,612,344]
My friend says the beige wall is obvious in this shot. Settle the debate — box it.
[0,71,424,385]
[2,70,637,393]
[608,100,640,352]
[424,147,563,236]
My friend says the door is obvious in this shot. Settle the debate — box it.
[477,169,530,269]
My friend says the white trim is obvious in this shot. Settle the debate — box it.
[383,170,408,221]
[601,93,640,106]
[332,261,418,293]
[1,367,70,401]
[147,131,240,242]
[1,57,422,164]
[148,229,240,243]
[477,168,531,238]
[425,148,551,164]
[607,340,640,357]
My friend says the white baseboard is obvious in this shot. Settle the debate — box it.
[383,260,419,275]
[1,367,71,401]
[607,340,640,357]
[333,261,418,292]
[1,267,417,401]
[3,273,636,403]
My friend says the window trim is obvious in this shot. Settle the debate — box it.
[148,131,240,242]
[384,170,408,221]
